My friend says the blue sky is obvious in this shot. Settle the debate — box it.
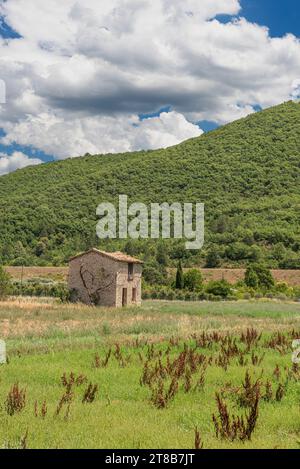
[0,17,21,39]
[0,0,299,171]
[240,0,300,38]
[216,1,300,38]
[144,0,300,138]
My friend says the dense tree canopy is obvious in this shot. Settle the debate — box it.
[0,101,299,269]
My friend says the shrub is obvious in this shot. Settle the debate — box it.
[184,292,193,301]
[227,295,238,301]
[244,267,259,289]
[10,280,69,300]
[0,265,11,299]
[205,250,221,268]
[167,291,176,300]
[276,294,287,301]
[243,293,252,300]
[189,292,197,301]
[158,290,167,300]
[184,269,203,292]
[206,280,232,298]
[175,291,185,301]
[142,291,151,300]
[198,292,209,301]
[245,265,274,291]
[210,295,223,302]
[254,292,263,299]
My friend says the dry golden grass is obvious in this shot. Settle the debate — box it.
[1,298,300,345]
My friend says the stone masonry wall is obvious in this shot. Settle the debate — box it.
[68,251,142,307]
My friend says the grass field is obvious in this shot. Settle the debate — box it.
[0,299,300,449]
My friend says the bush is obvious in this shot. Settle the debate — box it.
[184,292,193,301]
[245,264,275,291]
[276,294,287,301]
[158,290,167,300]
[292,287,300,300]
[227,295,238,301]
[210,295,223,302]
[205,250,221,268]
[206,280,232,298]
[175,291,185,301]
[167,290,176,300]
[0,266,11,299]
[183,268,203,292]
[189,292,198,301]
[198,292,209,301]
[243,292,252,300]
[142,291,151,300]
[10,280,69,300]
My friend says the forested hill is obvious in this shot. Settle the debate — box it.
[0,100,300,269]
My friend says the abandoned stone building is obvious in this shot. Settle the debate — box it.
[68,249,143,307]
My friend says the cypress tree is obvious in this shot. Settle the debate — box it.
[175,261,184,289]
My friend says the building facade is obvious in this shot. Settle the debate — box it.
[68,249,143,307]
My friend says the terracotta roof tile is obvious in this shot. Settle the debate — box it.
[69,248,143,264]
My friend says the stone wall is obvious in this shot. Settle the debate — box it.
[115,263,142,307]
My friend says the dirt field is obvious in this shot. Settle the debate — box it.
[200,268,300,286]
[5,266,68,281]
[6,266,300,286]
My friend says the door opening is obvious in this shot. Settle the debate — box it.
[122,288,127,306]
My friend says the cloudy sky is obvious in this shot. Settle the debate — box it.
[0,0,300,175]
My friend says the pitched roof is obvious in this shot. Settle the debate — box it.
[69,248,143,264]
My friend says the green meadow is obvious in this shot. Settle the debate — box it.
[0,299,300,449]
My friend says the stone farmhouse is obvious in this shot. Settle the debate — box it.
[68,249,143,307]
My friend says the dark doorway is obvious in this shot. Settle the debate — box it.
[132,287,137,303]
[122,288,127,306]
[128,263,134,280]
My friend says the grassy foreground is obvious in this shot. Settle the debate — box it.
[0,299,299,449]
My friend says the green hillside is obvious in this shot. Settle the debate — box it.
[0,101,300,271]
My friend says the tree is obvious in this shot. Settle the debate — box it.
[0,266,11,299]
[143,261,167,285]
[211,215,231,234]
[244,264,274,290]
[184,269,203,291]
[124,239,140,257]
[205,250,221,268]
[156,243,169,266]
[244,267,258,288]
[14,241,27,259]
[175,261,184,289]
[35,238,48,257]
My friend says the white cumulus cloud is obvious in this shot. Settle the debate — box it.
[2,111,202,158]
[0,151,42,175]
[0,0,299,171]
